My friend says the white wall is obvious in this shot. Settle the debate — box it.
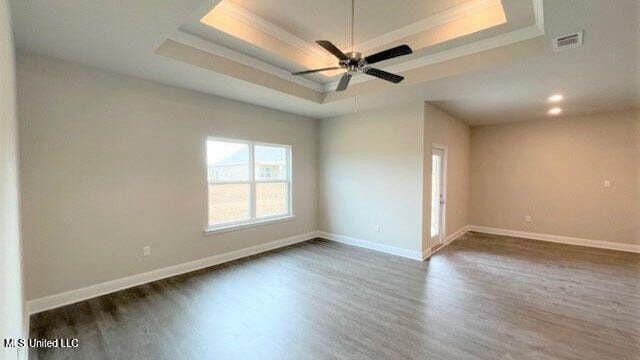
[318,102,424,254]
[423,103,470,252]
[470,110,640,246]
[0,0,26,358]
[17,53,318,300]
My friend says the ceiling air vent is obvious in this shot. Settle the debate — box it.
[552,31,583,52]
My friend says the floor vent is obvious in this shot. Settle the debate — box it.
[553,31,583,52]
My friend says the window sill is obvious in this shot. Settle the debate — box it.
[204,215,296,235]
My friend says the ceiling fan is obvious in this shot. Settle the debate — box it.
[291,0,413,91]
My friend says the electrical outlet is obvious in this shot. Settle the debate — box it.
[603,180,611,188]
[525,215,532,223]
[374,224,382,232]
[142,246,151,256]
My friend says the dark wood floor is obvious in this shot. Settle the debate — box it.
[30,232,640,360]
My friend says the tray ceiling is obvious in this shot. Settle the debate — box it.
[227,0,472,47]
[10,0,638,123]
[159,0,543,100]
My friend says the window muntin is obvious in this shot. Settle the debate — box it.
[207,138,291,229]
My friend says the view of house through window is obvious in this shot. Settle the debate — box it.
[207,138,291,228]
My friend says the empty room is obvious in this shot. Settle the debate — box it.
[1,0,639,359]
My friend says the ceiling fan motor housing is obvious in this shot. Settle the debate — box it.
[340,52,365,72]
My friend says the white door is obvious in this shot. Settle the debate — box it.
[430,147,446,248]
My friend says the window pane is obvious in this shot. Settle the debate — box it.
[256,183,288,218]
[209,183,250,225]
[207,140,249,182]
[255,145,287,181]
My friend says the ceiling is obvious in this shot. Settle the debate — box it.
[180,0,528,87]
[228,0,472,47]
[9,0,640,125]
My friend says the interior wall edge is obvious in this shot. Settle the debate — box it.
[0,0,26,358]
[422,102,471,252]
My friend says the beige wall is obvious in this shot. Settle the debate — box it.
[470,110,640,246]
[0,0,26,356]
[423,103,470,252]
[14,48,639,311]
[17,53,319,300]
[318,102,424,253]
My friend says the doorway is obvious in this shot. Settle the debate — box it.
[430,146,446,250]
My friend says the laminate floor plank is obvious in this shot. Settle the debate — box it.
[30,233,640,360]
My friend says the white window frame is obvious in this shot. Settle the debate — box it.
[204,137,294,235]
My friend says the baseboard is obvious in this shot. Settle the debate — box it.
[423,225,470,259]
[27,231,318,315]
[468,225,640,253]
[317,231,423,261]
[445,225,471,244]
[28,226,637,315]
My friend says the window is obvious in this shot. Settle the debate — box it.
[206,138,292,231]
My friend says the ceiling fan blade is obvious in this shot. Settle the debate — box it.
[364,68,404,83]
[292,66,342,75]
[364,45,412,65]
[316,40,349,61]
[336,72,352,91]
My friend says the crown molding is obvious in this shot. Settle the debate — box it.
[324,0,545,91]
[210,0,504,67]
[355,0,502,54]
[213,1,333,63]
[324,24,545,91]
[169,29,325,92]
[178,0,545,95]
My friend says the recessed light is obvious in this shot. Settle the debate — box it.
[548,107,562,116]
[548,94,564,103]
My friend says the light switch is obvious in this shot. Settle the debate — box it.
[603,180,611,188]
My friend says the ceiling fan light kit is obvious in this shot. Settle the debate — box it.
[291,0,413,91]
